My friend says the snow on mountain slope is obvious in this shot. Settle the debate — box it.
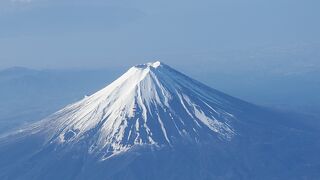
[28,61,238,159]
[1,61,319,180]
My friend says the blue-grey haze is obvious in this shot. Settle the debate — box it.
[0,0,319,69]
[0,1,320,179]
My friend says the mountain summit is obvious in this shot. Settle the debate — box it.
[0,61,319,180]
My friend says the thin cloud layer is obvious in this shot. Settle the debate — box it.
[11,0,33,2]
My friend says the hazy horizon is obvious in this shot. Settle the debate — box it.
[0,0,320,70]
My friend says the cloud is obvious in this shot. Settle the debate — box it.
[11,0,33,2]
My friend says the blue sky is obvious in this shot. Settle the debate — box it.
[0,0,319,70]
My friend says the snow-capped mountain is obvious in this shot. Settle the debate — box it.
[37,61,237,159]
[0,61,319,180]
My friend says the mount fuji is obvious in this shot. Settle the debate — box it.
[0,61,319,180]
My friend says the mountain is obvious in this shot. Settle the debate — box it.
[0,61,319,180]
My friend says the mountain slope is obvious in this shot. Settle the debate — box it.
[0,61,319,180]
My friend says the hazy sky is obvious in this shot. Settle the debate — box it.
[0,0,319,69]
